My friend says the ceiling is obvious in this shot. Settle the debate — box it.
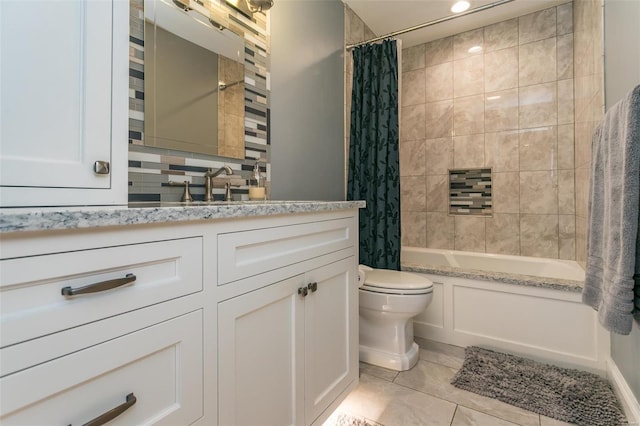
[342,0,568,48]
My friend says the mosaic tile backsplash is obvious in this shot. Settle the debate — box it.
[449,169,492,216]
[128,0,270,202]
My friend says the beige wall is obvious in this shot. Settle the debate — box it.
[574,0,604,267]
[399,3,576,259]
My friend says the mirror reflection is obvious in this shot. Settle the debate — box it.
[143,0,245,159]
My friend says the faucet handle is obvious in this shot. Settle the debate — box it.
[181,181,193,202]
[225,181,233,201]
[204,170,214,202]
[168,180,193,202]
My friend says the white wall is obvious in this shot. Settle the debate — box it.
[270,0,345,201]
[604,0,640,108]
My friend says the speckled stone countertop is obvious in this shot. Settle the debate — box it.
[402,262,584,293]
[0,201,366,233]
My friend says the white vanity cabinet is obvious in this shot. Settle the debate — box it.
[0,224,207,425]
[216,213,359,426]
[0,206,362,425]
[0,0,129,207]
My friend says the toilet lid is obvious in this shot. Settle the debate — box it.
[362,270,433,295]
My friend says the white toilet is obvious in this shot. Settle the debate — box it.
[358,265,433,371]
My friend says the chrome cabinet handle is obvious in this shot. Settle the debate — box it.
[298,287,308,297]
[307,282,318,293]
[82,393,137,426]
[61,274,136,297]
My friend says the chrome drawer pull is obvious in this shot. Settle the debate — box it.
[82,392,137,426]
[61,274,136,296]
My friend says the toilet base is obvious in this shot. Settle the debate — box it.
[359,341,420,371]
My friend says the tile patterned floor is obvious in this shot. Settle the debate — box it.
[325,338,575,426]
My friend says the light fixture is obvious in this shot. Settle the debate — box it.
[451,1,470,13]
[468,45,482,53]
[226,0,273,16]
[248,0,273,13]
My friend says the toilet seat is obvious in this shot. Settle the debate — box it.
[361,269,433,295]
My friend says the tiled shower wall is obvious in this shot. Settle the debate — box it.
[573,0,604,266]
[400,3,576,259]
[128,0,270,202]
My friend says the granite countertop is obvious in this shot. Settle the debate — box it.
[0,200,366,233]
[402,262,584,293]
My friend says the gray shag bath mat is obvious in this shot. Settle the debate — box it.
[451,346,627,426]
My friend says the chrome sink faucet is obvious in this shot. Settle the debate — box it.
[204,166,233,202]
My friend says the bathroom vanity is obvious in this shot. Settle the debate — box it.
[0,0,361,423]
[0,202,363,425]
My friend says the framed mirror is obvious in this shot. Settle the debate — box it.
[143,0,246,159]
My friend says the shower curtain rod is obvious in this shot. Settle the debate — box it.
[345,0,515,50]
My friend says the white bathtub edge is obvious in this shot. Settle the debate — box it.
[401,246,585,283]
[607,357,640,425]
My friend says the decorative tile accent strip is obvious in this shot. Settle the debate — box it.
[128,0,270,203]
[449,168,492,216]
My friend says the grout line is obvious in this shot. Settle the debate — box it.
[450,404,459,426]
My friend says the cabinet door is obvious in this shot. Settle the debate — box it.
[218,275,305,426]
[304,258,358,425]
[0,0,128,206]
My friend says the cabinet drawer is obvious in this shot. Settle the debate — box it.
[218,217,354,285]
[0,310,203,425]
[0,237,203,347]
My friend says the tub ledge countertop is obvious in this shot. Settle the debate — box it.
[0,200,366,234]
[402,262,584,293]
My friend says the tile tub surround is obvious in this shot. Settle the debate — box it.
[128,0,271,203]
[573,0,604,266]
[400,2,576,260]
[0,201,366,234]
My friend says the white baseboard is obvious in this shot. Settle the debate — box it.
[607,357,640,425]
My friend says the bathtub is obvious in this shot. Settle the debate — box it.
[400,247,608,372]
[402,247,585,282]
